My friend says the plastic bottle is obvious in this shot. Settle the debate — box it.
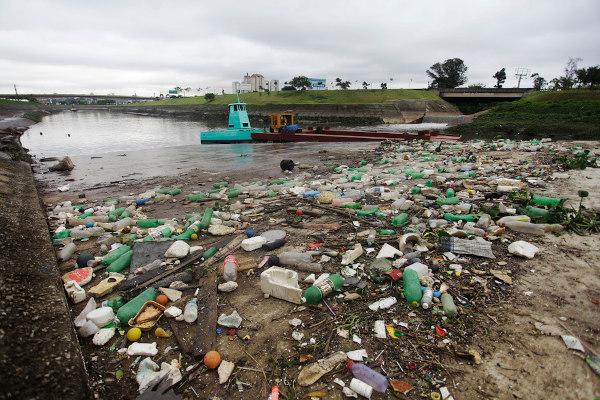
[116,287,159,323]
[198,208,214,230]
[421,287,433,309]
[53,229,71,240]
[108,207,126,221]
[366,229,376,245]
[525,205,549,219]
[201,246,217,260]
[349,378,373,398]
[184,298,198,323]
[403,269,422,307]
[445,188,455,198]
[532,195,562,207]
[443,213,477,222]
[222,255,238,282]
[356,207,379,217]
[70,227,105,239]
[502,221,546,235]
[391,213,409,227]
[410,186,421,195]
[342,202,362,210]
[101,245,131,266]
[303,274,344,304]
[59,242,77,261]
[106,250,132,273]
[441,293,457,317]
[187,193,207,202]
[435,197,460,205]
[102,296,125,312]
[346,361,388,393]
[136,219,165,228]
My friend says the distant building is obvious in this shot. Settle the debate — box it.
[232,73,279,93]
[307,78,326,90]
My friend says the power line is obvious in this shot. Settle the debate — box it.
[514,67,530,88]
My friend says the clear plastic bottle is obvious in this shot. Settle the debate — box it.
[502,221,545,235]
[183,298,198,323]
[346,361,388,393]
[59,242,77,261]
[366,229,376,246]
[421,287,433,309]
[222,255,238,282]
[441,293,457,317]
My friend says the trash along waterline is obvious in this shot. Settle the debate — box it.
[45,138,599,399]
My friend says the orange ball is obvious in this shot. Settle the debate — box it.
[155,294,169,306]
[203,350,221,369]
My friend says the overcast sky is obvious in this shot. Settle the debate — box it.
[1,0,599,96]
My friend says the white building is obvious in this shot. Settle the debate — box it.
[232,73,279,93]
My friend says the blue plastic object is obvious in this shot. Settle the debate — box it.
[135,198,150,205]
[245,228,255,238]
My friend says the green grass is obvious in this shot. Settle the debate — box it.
[0,98,36,106]
[134,89,440,106]
[450,89,600,140]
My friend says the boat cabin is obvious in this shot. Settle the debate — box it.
[228,96,252,129]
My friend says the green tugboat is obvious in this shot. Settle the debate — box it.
[200,95,263,143]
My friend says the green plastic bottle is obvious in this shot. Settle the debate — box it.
[441,293,458,317]
[351,174,362,182]
[359,160,368,166]
[443,213,477,222]
[403,269,422,307]
[108,207,126,222]
[226,189,240,198]
[116,287,159,324]
[201,246,217,260]
[78,211,93,220]
[143,235,154,242]
[213,181,228,189]
[187,193,207,202]
[136,219,165,228]
[106,250,132,273]
[342,202,362,210]
[303,274,344,305]
[160,226,173,238]
[120,210,131,219]
[525,205,549,219]
[425,180,433,187]
[445,188,455,198]
[532,195,563,207]
[101,245,131,266]
[410,186,421,195]
[356,207,378,217]
[378,229,396,236]
[198,208,213,230]
[270,178,288,185]
[157,187,181,195]
[435,197,460,206]
[53,230,71,240]
[391,213,409,227]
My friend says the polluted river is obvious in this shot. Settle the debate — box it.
[19,110,600,400]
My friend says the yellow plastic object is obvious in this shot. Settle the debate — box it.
[386,324,402,339]
[155,327,172,338]
[127,327,142,342]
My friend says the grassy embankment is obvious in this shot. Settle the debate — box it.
[134,89,440,106]
[0,99,37,106]
[450,90,600,140]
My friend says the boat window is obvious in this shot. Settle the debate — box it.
[233,105,238,111]
[239,105,244,111]
[228,124,234,128]
[242,122,248,127]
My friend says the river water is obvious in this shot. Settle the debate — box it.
[21,110,446,189]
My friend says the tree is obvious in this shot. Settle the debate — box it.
[184,87,191,96]
[335,77,351,90]
[281,85,296,91]
[493,68,506,88]
[550,57,582,90]
[531,73,546,90]
[288,76,312,90]
[380,83,387,89]
[468,83,486,89]
[204,93,215,101]
[362,81,370,90]
[426,58,468,88]
[576,66,600,89]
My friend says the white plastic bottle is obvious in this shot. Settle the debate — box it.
[421,287,433,309]
[183,299,198,323]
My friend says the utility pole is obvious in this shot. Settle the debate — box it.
[514,67,530,88]
[14,84,18,98]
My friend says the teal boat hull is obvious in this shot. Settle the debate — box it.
[200,128,263,143]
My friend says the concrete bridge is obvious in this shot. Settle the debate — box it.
[438,88,533,103]
[0,93,155,103]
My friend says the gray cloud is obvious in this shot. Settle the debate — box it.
[1,0,599,95]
